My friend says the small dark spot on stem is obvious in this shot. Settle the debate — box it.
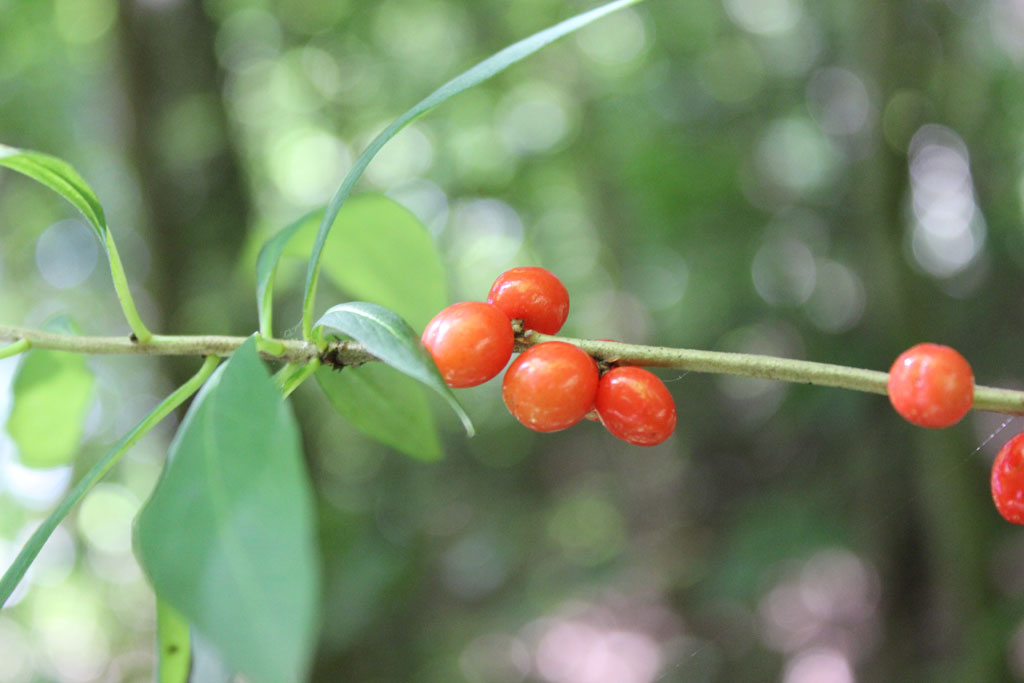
[129,333,139,343]
[322,345,346,371]
[167,644,179,654]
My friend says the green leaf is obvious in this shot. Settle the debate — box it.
[0,144,106,239]
[6,317,94,469]
[315,302,473,436]
[307,194,446,333]
[300,0,647,338]
[0,356,221,608]
[134,338,320,683]
[316,364,442,461]
[0,144,151,340]
[256,195,446,337]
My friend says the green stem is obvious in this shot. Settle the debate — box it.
[281,359,321,397]
[255,333,287,357]
[156,597,191,683]
[0,356,221,607]
[521,332,1024,417]
[0,324,379,366]
[272,362,301,389]
[0,338,30,360]
[105,232,153,343]
[1,322,1022,416]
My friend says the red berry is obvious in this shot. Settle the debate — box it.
[887,343,974,428]
[421,302,513,388]
[487,266,570,335]
[992,432,1024,525]
[502,342,599,432]
[595,367,676,446]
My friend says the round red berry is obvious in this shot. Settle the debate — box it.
[992,432,1024,525]
[487,266,570,335]
[595,367,676,446]
[887,343,974,428]
[421,302,513,388]
[502,341,599,432]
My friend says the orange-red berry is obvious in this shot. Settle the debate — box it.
[421,302,513,388]
[595,367,676,446]
[992,432,1024,525]
[887,343,974,428]
[487,266,570,335]
[502,342,599,432]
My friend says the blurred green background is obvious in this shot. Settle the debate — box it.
[3,0,1024,680]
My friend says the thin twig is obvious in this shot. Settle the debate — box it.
[2,323,1022,416]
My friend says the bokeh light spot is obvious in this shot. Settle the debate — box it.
[35,219,99,290]
[724,0,803,36]
[364,124,434,187]
[697,38,765,104]
[77,484,139,556]
[783,648,853,683]
[906,125,985,278]
[267,127,352,204]
[54,0,117,45]
[804,260,865,333]
[756,117,839,195]
[499,83,575,156]
[752,236,817,307]
[546,493,626,566]
[807,68,871,136]
[576,8,648,65]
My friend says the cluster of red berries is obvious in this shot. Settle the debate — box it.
[886,342,1024,527]
[421,267,676,446]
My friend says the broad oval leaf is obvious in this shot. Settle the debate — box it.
[6,317,94,469]
[300,0,646,338]
[134,337,320,683]
[256,195,446,337]
[315,302,473,436]
[316,364,442,462]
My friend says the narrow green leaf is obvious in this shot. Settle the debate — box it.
[316,364,442,461]
[256,194,445,337]
[6,317,94,469]
[300,0,647,338]
[134,338,320,683]
[0,144,105,239]
[157,598,190,683]
[315,302,473,436]
[0,356,220,608]
[0,144,152,341]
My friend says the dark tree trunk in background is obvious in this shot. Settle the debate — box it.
[855,2,999,679]
[116,0,253,382]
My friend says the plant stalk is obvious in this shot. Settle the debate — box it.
[0,325,376,366]
[521,332,1024,417]
[0,338,31,360]
[105,233,153,343]
[1,323,1022,416]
